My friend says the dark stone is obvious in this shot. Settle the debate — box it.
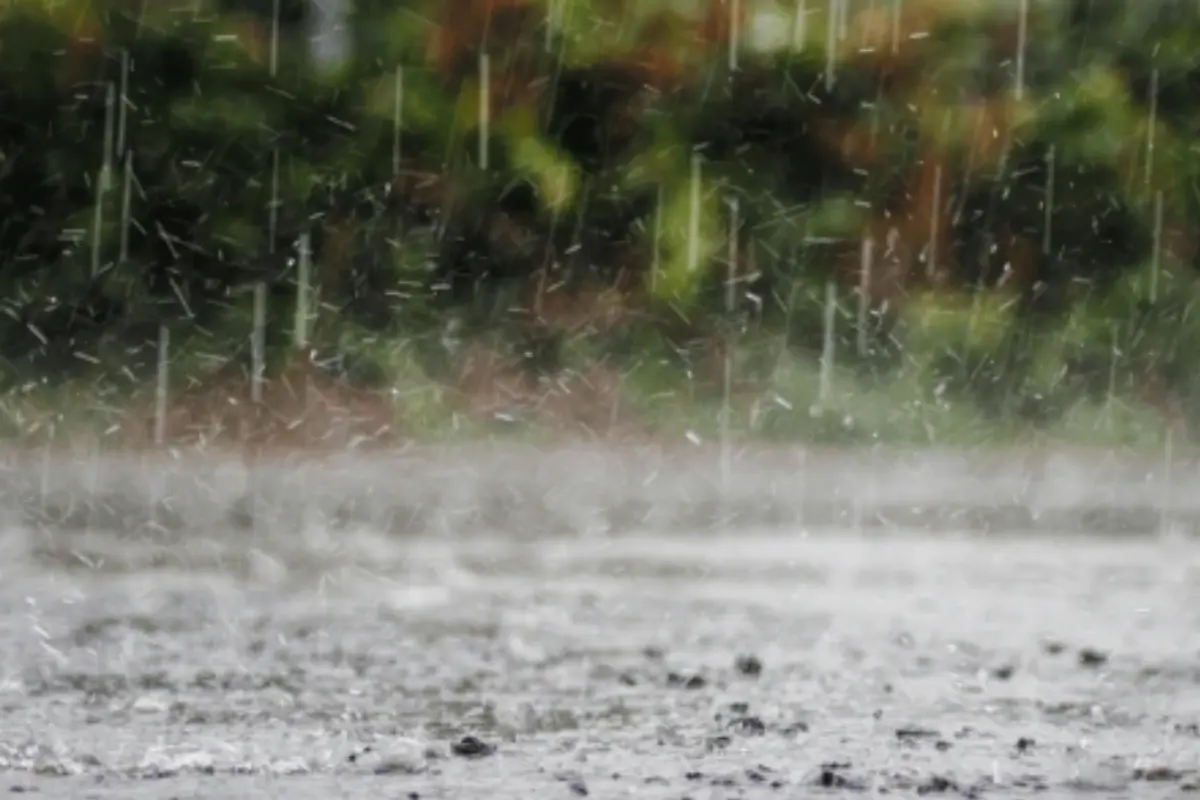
[451,736,496,759]
[727,716,767,735]
[734,654,763,676]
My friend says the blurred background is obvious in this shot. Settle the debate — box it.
[1,0,1198,453]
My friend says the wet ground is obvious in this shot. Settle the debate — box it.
[0,447,1198,797]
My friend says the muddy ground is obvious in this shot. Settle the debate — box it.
[0,446,1197,798]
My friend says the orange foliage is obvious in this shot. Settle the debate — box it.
[427,0,538,75]
[816,1,1049,295]
[59,19,104,86]
[123,359,399,453]
[634,9,691,90]
[527,274,641,334]
[699,0,746,52]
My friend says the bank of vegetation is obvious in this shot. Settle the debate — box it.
[1,0,1198,449]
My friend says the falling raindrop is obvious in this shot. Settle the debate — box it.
[729,0,741,71]
[116,49,129,158]
[792,0,808,50]
[269,0,281,75]
[479,53,491,170]
[392,65,404,176]
[1145,66,1158,186]
[155,326,169,447]
[1043,145,1055,255]
[1150,190,1163,303]
[258,0,282,407]
[1161,427,1174,537]
[819,281,837,409]
[687,153,702,274]
[926,164,942,280]
[545,0,557,52]
[295,233,312,351]
[652,184,664,294]
[825,0,839,90]
[101,81,115,191]
[91,82,116,278]
[1105,323,1119,432]
[119,155,133,266]
[857,234,873,358]
[1015,0,1028,100]
[252,283,267,405]
[721,197,739,494]
[38,442,51,509]
[890,0,902,54]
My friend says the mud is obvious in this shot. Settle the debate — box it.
[0,447,1197,798]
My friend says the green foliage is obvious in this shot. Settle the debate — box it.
[1,0,1199,438]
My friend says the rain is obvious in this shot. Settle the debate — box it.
[0,0,1198,796]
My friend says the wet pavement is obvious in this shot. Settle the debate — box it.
[0,448,1197,797]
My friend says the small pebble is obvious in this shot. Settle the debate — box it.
[451,736,495,759]
[734,654,763,677]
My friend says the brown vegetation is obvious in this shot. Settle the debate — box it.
[122,358,400,453]
[451,341,647,438]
